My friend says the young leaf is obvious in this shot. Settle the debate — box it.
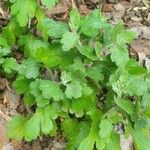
[35,47,61,68]
[39,80,64,101]
[7,115,27,140]
[86,66,104,82]
[126,59,147,75]
[70,9,82,30]
[13,76,31,94]
[111,46,129,67]
[0,36,11,57]
[19,34,48,57]
[99,119,113,139]
[62,119,91,150]
[11,0,36,26]
[114,98,135,116]
[133,131,150,150]
[71,95,95,117]
[124,76,148,96]
[18,58,40,79]
[105,133,121,150]
[61,32,79,51]
[35,106,54,134]
[80,10,106,37]
[30,79,42,97]
[24,91,35,107]
[61,71,72,85]
[78,45,97,61]
[30,79,49,107]
[65,81,82,99]
[0,36,10,50]
[24,115,40,141]
[35,95,49,107]
[2,57,18,73]
[43,18,69,38]
[78,109,104,150]
[2,20,23,46]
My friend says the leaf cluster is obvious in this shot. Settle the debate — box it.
[1,1,150,149]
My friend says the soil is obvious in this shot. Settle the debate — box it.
[0,0,150,149]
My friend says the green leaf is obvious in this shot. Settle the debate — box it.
[39,80,64,101]
[35,8,47,40]
[2,20,23,46]
[78,45,97,61]
[70,58,85,73]
[99,119,113,139]
[7,115,28,140]
[19,34,48,57]
[80,9,107,37]
[70,9,82,30]
[35,106,56,134]
[24,115,40,141]
[78,135,95,150]
[111,46,129,67]
[71,96,95,117]
[86,66,104,82]
[126,59,147,75]
[11,0,36,26]
[13,76,31,94]
[18,58,40,79]
[24,91,35,107]
[0,36,11,57]
[105,133,121,150]
[61,71,72,85]
[30,79,42,97]
[78,109,104,150]
[65,81,82,99]
[124,76,148,96]
[133,131,150,150]
[2,57,18,73]
[41,0,59,9]
[0,58,4,64]
[61,31,79,51]
[30,79,49,107]
[0,36,10,48]
[117,30,136,45]
[7,105,57,141]
[108,22,124,44]
[62,118,79,139]
[114,98,135,116]
[2,24,15,46]
[35,95,49,107]
[35,47,61,68]
[82,84,93,96]
[62,119,91,150]
[43,18,69,38]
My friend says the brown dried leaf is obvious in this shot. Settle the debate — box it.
[130,39,150,56]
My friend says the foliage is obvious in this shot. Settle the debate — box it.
[0,1,150,149]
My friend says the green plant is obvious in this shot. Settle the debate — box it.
[1,1,150,149]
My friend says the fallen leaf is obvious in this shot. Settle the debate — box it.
[103,4,114,12]
[112,3,125,21]
[130,39,150,56]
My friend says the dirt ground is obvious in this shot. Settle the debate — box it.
[0,0,150,149]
